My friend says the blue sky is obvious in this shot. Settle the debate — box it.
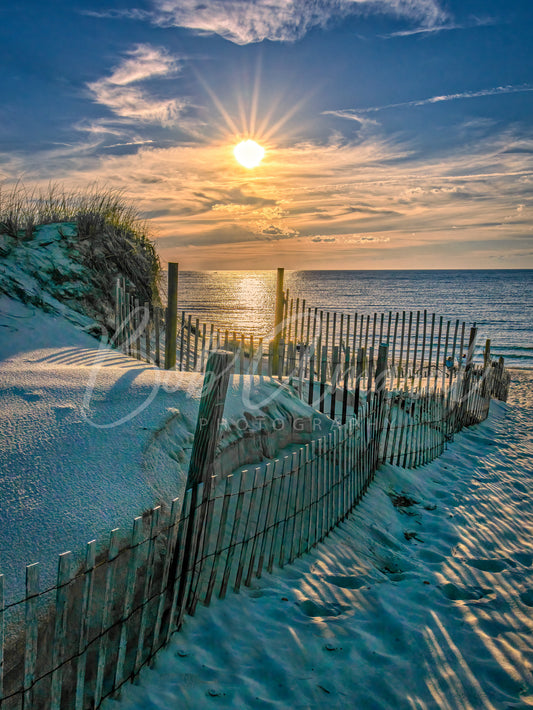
[1,0,532,269]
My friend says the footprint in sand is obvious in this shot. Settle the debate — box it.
[519,590,533,607]
[298,599,349,618]
[12,386,41,402]
[53,404,75,420]
[465,558,509,573]
[439,582,493,601]
[324,575,366,590]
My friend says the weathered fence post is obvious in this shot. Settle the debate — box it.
[187,350,233,488]
[176,350,233,616]
[164,262,179,370]
[272,268,285,377]
[484,339,491,368]
[375,343,388,397]
[461,326,477,425]
[374,343,389,467]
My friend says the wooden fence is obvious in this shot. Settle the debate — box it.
[114,274,508,432]
[115,300,473,392]
[115,274,475,388]
[0,338,510,709]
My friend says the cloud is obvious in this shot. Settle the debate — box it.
[2,120,531,268]
[260,224,299,240]
[195,187,277,211]
[87,45,185,125]
[382,15,496,38]
[150,0,447,44]
[328,84,533,117]
[81,8,152,21]
[323,111,380,129]
[311,236,336,242]
[356,235,391,242]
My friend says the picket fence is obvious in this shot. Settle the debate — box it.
[0,332,510,709]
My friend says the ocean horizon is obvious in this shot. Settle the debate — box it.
[169,269,533,370]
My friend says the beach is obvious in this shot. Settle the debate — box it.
[104,369,533,710]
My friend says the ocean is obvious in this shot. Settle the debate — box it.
[173,270,533,369]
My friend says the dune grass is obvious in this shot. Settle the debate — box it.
[0,181,162,328]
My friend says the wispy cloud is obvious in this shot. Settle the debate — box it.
[324,112,380,128]
[150,0,447,44]
[81,8,152,21]
[87,45,185,125]
[2,123,531,268]
[325,84,533,117]
[382,15,496,38]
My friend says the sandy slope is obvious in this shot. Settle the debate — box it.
[0,296,331,603]
[106,371,533,710]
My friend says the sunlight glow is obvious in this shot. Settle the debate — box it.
[234,139,265,169]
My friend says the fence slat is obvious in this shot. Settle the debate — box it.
[74,541,96,710]
[50,551,73,710]
[134,507,161,673]
[23,562,39,709]
[235,467,264,591]
[114,516,143,691]
[94,529,120,707]
[245,466,273,586]
[167,489,192,640]
[0,574,3,704]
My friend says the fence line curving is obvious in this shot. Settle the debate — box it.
[0,281,511,709]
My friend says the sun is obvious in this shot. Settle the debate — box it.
[233,139,265,169]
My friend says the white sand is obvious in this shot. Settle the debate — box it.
[0,296,331,603]
[105,370,533,710]
[2,279,532,708]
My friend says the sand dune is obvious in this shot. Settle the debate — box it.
[106,370,533,710]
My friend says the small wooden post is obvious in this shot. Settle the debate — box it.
[164,262,179,370]
[461,326,477,423]
[272,268,285,377]
[484,339,491,368]
[367,346,374,392]
[375,343,388,397]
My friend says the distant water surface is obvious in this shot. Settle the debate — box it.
[170,270,533,369]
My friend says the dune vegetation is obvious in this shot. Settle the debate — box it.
[0,181,161,336]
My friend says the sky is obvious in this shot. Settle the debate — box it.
[1,0,532,270]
